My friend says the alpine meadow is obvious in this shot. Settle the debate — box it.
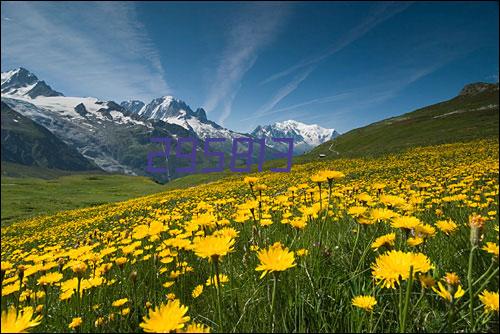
[1,1,499,333]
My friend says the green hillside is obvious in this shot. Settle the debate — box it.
[1,162,169,225]
[307,82,499,158]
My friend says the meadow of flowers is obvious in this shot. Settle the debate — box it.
[1,139,499,333]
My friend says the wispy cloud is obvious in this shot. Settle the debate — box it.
[260,2,413,85]
[241,89,351,122]
[203,3,291,126]
[1,1,169,102]
[250,2,412,125]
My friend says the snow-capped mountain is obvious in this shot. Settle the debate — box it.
[120,100,145,114]
[252,120,340,154]
[124,96,243,140]
[1,67,272,181]
[1,67,63,98]
[1,68,191,178]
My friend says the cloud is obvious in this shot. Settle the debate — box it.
[249,2,412,126]
[1,1,169,102]
[260,2,413,85]
[202,3,291,125]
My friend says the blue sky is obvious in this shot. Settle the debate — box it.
[1,1,498,133]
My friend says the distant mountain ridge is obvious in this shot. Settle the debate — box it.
[1,101,99,171]
[3,67,329,180]
[1,67,63,98]
[252,120,340,155]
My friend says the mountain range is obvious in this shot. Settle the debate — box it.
[1,67,337,181]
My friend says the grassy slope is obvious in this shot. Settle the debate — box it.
[1,162,167,225]
[307,86,499,158]
[3,85,498,224]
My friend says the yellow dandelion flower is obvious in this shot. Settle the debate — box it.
[255,243,296,279]
[371,233,396,251]
[407,236,424,247]
[205,274,229,287]
[192,284,204,298]
[391,216,422,230]
[432,282,465,302]
[181,322,211,333]
[444,272,460,286]
[436,219,458,235]
[112,298,128,307]
[296,248,309,257]
[37,272,63,286]
[352,295,377,311]
[191,235,235,260]
[71,261,87,276]
[68,317,83,329]
[1,306,42,333]
[371,250,433,289]
[139,299,190,333]
[482,242,499,258]
[479,290,499,313]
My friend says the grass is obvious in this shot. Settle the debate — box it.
[308,87,499,159]
[1,139,498,333]
[1,163,167,225]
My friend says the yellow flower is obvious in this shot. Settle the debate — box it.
[205,274,229,287]
[115,257,128,268]
[243,176,259,185]
[1,306,42,333]
[371,250,433,289]
[181,322,211,333]
[112,298,128,307]
[407,236,424,247]
[391,216,422,230]
[432,282,465,302]
[191,235,235,260]
[352,295,377,311]
[296,248,309,257]
[1,261,13,272]
[37,272,63,286]
[68,317,83,329]
[479,290,499,313]
[163,281,175,288]
[482,242,499,258]
[371,233,396,251]
[192,284,203,298]
[370,208,397,222]
[310,173,327,184]
[255,243,296,279]
[71,261,87,276]
[139,299,190,333]
[348,206,367,218]
[444,272,460,286]
[436,219,458,235]
[320,170,345,181]
[120,308,130,316]
[415,224,436,237]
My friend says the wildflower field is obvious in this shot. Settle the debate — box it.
[1,139,499,333]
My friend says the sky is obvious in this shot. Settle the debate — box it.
[1,1,498,133]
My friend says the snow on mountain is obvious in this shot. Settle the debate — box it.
[252,120,340,154]
[1,67,63,98]
[134,96,243,140]
[120,100,145,114]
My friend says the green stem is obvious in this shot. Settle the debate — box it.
[271,272,278,333]
[467,246,477,331]
[350,224,361,271]
[400,265,414,333]
[213,258,223,331]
